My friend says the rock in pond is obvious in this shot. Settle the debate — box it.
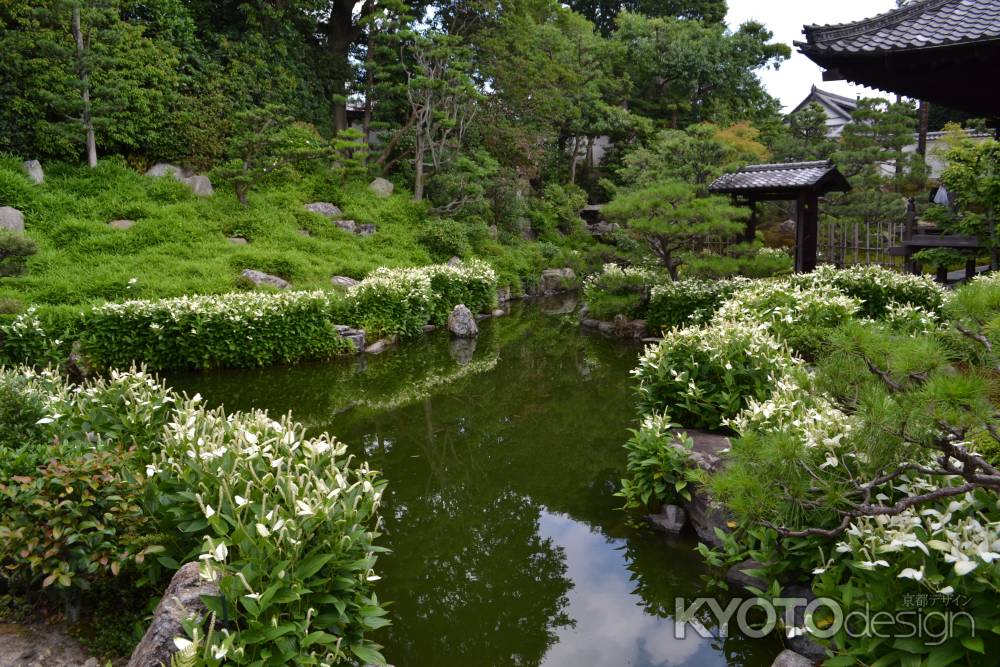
[365,339,394,355]
[771,650,816,667]
[335,325,365,352]
[497,286,513,303]
[369,177,394,198]
[449,336,477,365]
[447,304,478,338]
[23,160,44,184]
[671,429,733,548]
[647,504,687,533]
[109,219,135,230]
[240,269,290,290]
[725,559,768,595]
[127,562,219,667]
[0,206,25,233]
[540,268,576,294]
[331,275,360,288]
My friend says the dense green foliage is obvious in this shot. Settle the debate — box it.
[0,368,388,665]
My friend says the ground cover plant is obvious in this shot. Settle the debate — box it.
[0,367,388,666]
[619,268,1000,664]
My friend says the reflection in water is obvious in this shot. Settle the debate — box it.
[168,299,780,667]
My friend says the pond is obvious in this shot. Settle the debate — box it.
[168,296,782,667]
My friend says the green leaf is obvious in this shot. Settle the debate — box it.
[960,635,985,654]
[296,553,335,580]
[350,643,386,665]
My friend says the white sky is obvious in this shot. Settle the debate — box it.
[726,0,898,112]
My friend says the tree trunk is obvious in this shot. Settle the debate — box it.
[568,136,578,184]
[917,100,930,156]
[72,3,97,168]
[326,0,359,135]
[413,137,426,201]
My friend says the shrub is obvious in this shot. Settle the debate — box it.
[682,246,792,280]
[789,264,944,319]
[81,291,354,370]
[645,278,747,332]
[0,228,37,277]
[617,412,694,510]
[418,217,472,261]
[148,399,389,665]
[0,449,158,591]
[0,307,77,367]
[634,320,796,431]
[712,281,860,359]
[583,263,659,320]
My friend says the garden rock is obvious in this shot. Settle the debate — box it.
[492,308,505,317]
[297,228,313,237]
[23,160,44,184]
[304,202,343,219]
[423,324,438,333]
[331,275,360,288]
[770,650,816,667]
[448,304,478,338]
[145,162,183,178]
[0,206,25,233]
[540,268,576,294]
[613,314,648,339]
[227,236,248,245]
[182,174,214,197]
[240,269,290,290]
[725,559,768,595]
[671,429,732,547]
[365,339,392,355]
[333,219,358,233]
[65,341,96,384]
[356,223,376,236]
[497,286,512,303]
[646,504,687,533]
[780,583,827,662]
[109,219,135,230]
[335,325,365,352]
[448,256,462,266]
[127,562,220,667]
[0,622,96,667]
[369,177,393,197]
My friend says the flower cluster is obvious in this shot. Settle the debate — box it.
[634,319,797,430]
[646,277,750,330]
[790,264,944,319]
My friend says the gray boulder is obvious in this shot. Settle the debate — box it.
[497,286,512,303]
[671,429,732,547]
[240,269,290,290]
[0,207,25,233]
[335,325,365,352]
[227,236,248,245]
[109,219,135,230]
[365,339,392,355]
[145,163,183,178]
[771,650,816,667]
[781,584,828,662]
[449,337,477,365]
[333,219,358,234]
[182,174,214,197]
[127,562,220,667]
[369,177,394,198]
[331,275,360,288]
[23,160,44,184]
[647,504,687,533]
[423,324,438,333]
[725,559,768,595]
[304,202,344,219]
[540,268,577,294]
[447,304,478,338]
[448,256,462,266]
[356,223,376,236]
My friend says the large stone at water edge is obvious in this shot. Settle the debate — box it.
[23,160,44,184]
[127,562,219,667]
[0,207,25,233]
[647,504,687,533]
[540,268,576,294]
[241,269,291,290]
[369,177,394,198]
[725,559,768,595]
[448,304,478,338]
[770,650,816,667]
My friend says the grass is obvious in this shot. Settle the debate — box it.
[0,154,599,309]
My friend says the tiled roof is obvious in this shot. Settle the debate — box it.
[799,0,1000,55]
[709,161,848,194]
[791,86,857,120]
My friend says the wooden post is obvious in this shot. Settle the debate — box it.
[795,192,819,273]
[904,197,918,274]
[966,257,977,281]
[745,198,758,244]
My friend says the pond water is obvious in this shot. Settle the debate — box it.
[168,296,782,667]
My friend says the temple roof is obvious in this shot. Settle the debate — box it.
[799,0,1000,56]
[708,161,851,197]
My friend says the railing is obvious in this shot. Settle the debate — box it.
[818,220,906,269]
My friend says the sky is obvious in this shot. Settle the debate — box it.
[726,0,898,112]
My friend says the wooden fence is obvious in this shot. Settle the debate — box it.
[817,220,907,269]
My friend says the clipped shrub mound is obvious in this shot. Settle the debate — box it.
[789,264,944,319]
[633,319,796,431]
[582,263,659,321]
[0,367,388,665]
[645,278,748,332]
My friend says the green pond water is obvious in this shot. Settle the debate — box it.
[168,296,782,667]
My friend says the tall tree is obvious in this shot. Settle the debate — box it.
[567,0,727,37]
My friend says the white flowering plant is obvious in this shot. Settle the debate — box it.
[645,277,749,332]
[789,264,945,320]
[633,319,797,431]
[712,281,860,359]
[617,411,695,510]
